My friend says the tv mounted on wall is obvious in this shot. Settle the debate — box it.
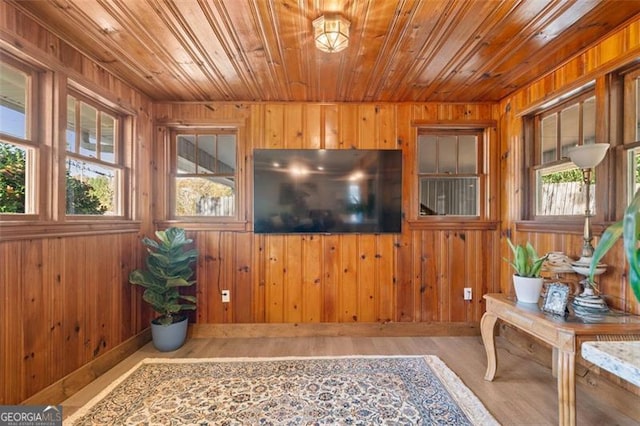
[253,149,402,234]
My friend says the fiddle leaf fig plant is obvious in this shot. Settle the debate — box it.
[589,189,640,303]
[504,238,548,278]
[129,227,198,325]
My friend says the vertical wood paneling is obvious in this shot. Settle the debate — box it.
[234,232,254,323]
[283,236,303,323]
[377,236,396,322]
[357,235,377,322]
[301,235,322,322]
[322,235,340,322]
[265,236,285,322]
[339,236,358,322]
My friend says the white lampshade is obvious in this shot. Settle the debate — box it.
[567,143,610,168]
[312,14,350,53]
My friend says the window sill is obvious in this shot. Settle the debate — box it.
[515,220,612,235]
[156,220,250,232]
[407,219,499,231]
[0,220,141,242]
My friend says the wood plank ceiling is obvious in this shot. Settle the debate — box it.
[10,0,640,103]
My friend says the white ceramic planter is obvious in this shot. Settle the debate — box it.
[513,275,544,304]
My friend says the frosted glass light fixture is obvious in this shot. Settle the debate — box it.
[567,143,610,259]
[312,14,350,53]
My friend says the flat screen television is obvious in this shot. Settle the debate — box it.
[253,149,402,234]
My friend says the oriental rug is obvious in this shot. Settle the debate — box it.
[65,356,499,425]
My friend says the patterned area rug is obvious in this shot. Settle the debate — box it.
[65,356,498,425]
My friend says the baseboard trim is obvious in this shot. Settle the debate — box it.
[190,322,480,338]
[22,328,151,405]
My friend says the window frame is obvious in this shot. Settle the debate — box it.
[416,128,484,219]
[168,127,241,223]
[64,89,130,219]
[525,88,599,222]
[0,53,46,221]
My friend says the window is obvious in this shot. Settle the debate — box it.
[0,57,38,216]
[65,92,125,216]
[532,91,596,217]
[172,130,237,217]
[417,130,482,217]
[625,71,640,203]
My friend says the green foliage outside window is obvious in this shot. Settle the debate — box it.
[540,168,583,184]
[0,143,107,214]
[0,144,26,213]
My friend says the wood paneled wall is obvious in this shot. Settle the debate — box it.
[498,20,640,315]
[1,2,155,405]
[154,102,502,327]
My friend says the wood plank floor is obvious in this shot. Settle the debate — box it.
[62,336,640,425]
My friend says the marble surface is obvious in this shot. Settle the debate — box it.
[581,341,640,387]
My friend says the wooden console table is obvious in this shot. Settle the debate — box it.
[481,293,640,426]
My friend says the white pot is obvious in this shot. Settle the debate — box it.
[512,275,544,304]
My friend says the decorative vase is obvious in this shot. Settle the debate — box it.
[150,315,189,352]
[512,275,544,304]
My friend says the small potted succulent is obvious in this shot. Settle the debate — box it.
[129,227,198,351]
[504,238,548,303]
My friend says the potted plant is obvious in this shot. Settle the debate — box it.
[589,189,640,303]
[129,227,198,351]
[504,238,548,303]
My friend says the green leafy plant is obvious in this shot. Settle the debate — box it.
[589,189,640,303]
[504,238,548,278]
[129,227,198,325]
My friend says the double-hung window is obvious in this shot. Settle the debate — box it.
[0,56,40,217]
[172,130,237,218]
[65,91,127,216]
[531,91,596,217]
[417,129,482,217]
[624,69,640,203]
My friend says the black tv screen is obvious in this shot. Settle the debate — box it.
[253,149,402,234]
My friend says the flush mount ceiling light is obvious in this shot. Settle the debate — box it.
[312,14,350,53]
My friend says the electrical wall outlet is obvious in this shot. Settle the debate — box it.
[221,290,230,303]
[463,288,472,300]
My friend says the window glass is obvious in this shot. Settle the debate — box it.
[66,93,123,216]
[628,148,640,203]
[100,112,116,164]
[66,97,76,152]
[80,103,97,158]
[65,159,117,215]
[458,135,477,173]
[541,115,557,164]
[536,164,588,216]
[174,131,237,217]
[0,142,29,213]
[417,132,480,217]
[533,90,595,217]
[419,177,478,216]
[560,104,579,158]
[418,135,437,173]
[582,97,596,145]
[0,62,27,139]
[0,59,36,216]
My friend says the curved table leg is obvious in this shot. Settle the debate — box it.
[481,312,499,381]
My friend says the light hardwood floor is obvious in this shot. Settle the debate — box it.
[62,336,640,425]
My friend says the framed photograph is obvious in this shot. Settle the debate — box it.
[542,283,570,316]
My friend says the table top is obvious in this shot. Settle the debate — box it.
[484,293,640,334]
[581,341,640,387]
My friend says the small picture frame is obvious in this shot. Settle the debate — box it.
[542,283,570,316]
